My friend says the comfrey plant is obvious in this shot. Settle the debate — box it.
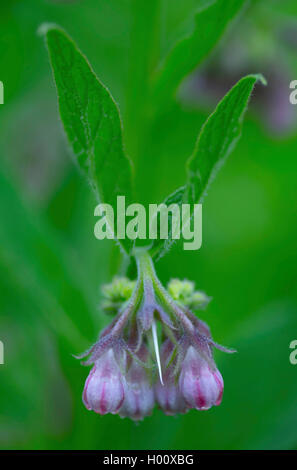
[41,15,265,420]
[79,257,230,419]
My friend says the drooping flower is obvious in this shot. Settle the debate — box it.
[155,340,188,415]
[119,349,154,421]
[82,349,125,415]
[78,250,235,420]
[179,346,224,410]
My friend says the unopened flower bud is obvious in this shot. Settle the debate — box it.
[167,279,210,310]
[167,279,194,301]
[101,277,136,315]
[187,291,211,310]
[179,346,223,410]
[155,381,188,415]
[155,340,188,415]
[83,349,125,414]
[119,358,154,421]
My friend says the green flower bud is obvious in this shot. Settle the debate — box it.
[186,291,211,310]
[167,279,194,301]
[167,279,210,310]
[101,277,136,315]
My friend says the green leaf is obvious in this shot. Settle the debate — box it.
[151,74,265,259]
[149,186,185,259]
[152,0,247,105]
[185,74,266,205]
[40,24,134,255]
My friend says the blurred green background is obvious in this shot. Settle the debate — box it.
[0,0,297,450]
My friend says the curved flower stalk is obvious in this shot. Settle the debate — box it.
[78,249,235,420]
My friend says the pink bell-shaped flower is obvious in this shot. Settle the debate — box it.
[155,340,188,415]
[119,354,154,421]
[83,349,125,415]
[179,346,224,411]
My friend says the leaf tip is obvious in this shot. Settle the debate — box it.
[37,22,58,37]
[254,73,267,87]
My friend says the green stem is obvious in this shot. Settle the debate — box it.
[134,249,194,332]
[135,248,156,281]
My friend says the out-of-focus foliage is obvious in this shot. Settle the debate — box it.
[0,0,296,450]
[152,0,246,104]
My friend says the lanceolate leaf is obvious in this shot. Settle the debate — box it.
[153,0,246,105]
[41,25,134,254]
[150,186,185,259]
[185,74,266,205]
[151,74,266,259]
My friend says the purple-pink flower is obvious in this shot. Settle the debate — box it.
[179,346,224,410]
[119,357,154,420]
[83,349,125,415]
[78,252,234,420]
[155,340,188,415]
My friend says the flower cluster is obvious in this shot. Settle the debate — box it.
[78,251,234,420]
